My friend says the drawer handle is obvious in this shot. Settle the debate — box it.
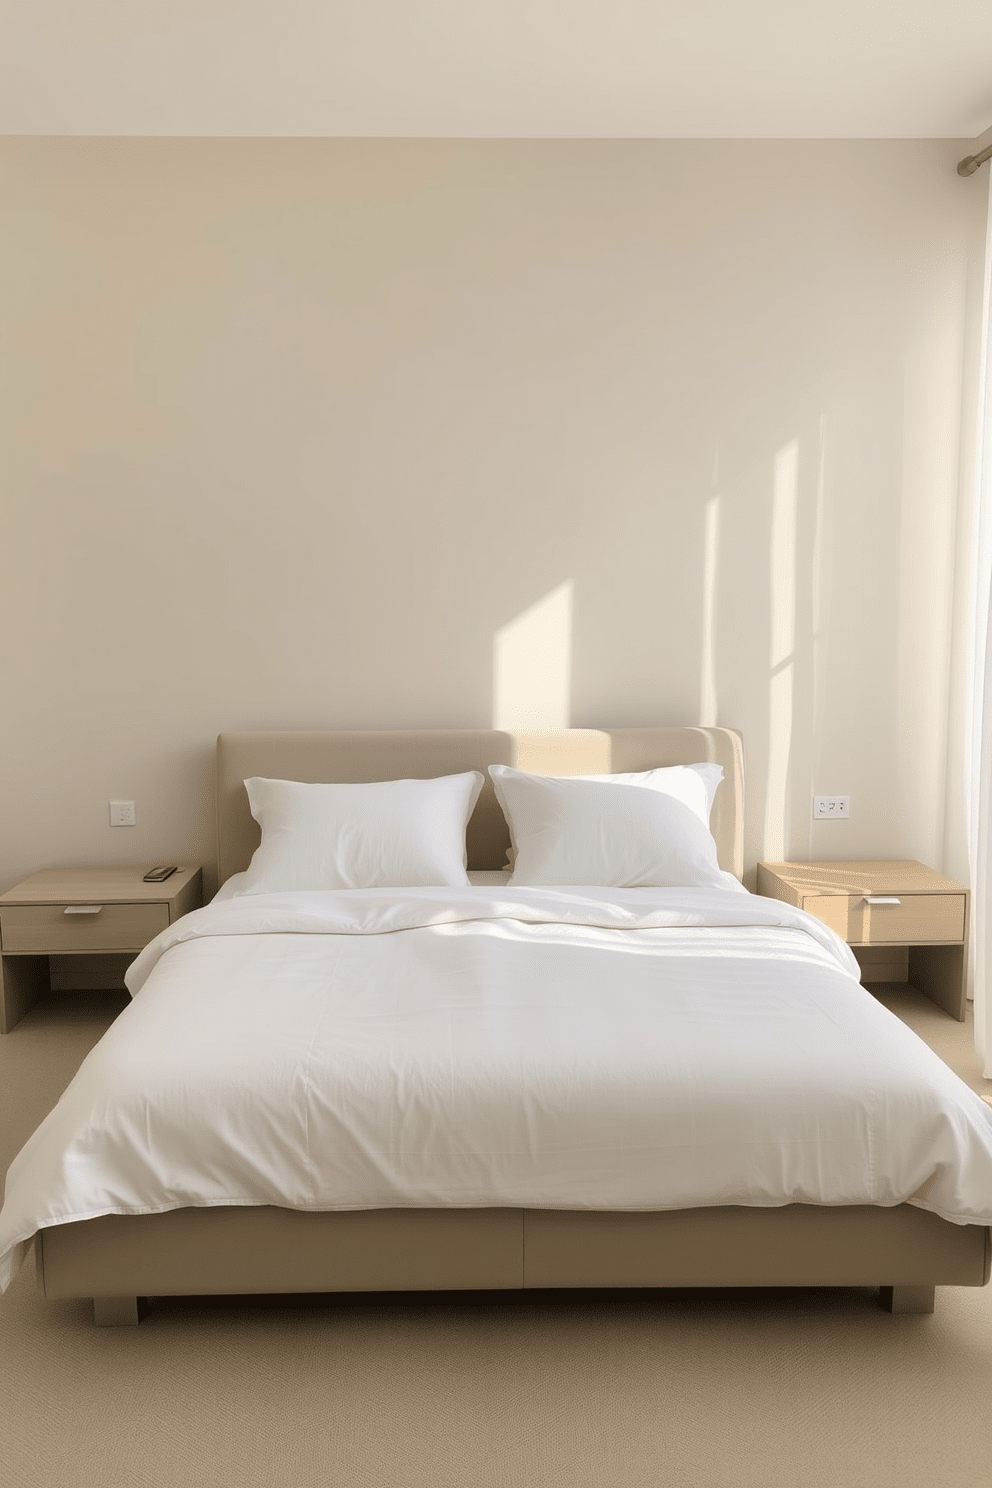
[863,896,901,906]
[64,905,103,915]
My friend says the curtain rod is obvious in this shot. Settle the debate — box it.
[958,143,992,176]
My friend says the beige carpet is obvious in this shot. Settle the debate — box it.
[2,987,991,1488]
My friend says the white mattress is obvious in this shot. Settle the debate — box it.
[3,884,992,1291]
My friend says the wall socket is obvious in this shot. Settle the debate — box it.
[813,795,850,820]
[109,801,136,827]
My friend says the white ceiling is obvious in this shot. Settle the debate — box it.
[1,0,990,139]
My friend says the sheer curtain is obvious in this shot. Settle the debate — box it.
[968,157,992,1074]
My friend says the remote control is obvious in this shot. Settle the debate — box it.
[143,866,178,883]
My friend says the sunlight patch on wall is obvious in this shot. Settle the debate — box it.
[700,493,721,726]
[898,333,959,867]
[764,440,799,861]
[493,581,573,730]
[806,413,829,861]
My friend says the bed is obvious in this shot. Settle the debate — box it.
[3,727,991,1325]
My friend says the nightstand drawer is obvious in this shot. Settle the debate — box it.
[0,903,170,954]
[802,894,965,945]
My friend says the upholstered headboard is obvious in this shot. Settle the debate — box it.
[215,727,744,885]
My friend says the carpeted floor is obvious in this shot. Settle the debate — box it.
[1,986,991,1488]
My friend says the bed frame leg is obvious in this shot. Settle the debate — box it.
[879,1285,935,1314]
[93,1296,146,1326]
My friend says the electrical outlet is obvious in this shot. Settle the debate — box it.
[813,796,850,820]
[109,801,136,827]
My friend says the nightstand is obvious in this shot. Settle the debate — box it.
[756,860,969,1021]
[0,866,202,1033]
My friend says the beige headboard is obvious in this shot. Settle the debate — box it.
[216,727,744,884]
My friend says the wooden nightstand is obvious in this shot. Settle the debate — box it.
[756,860,969,1021]
[0,866,202,1033]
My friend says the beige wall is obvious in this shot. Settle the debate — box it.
[1,138,986,900]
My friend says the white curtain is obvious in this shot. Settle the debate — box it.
[969,159,992,1074]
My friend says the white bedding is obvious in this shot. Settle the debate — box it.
[3,884,992,1292]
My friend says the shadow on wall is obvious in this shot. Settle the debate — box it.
[487,442,808,866]
[488,412,924,878]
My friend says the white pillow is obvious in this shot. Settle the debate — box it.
[489,764,727,889]
[501,763,724,868]
[574,764,723,826]
[236,773,485,894]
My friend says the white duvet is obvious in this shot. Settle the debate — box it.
[3,884,992,1292]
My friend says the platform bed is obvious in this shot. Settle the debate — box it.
[36,1201,992,1323]
[25,728,992,1322]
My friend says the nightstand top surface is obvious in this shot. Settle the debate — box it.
[0,865,201,906]
[757,859,965,896]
